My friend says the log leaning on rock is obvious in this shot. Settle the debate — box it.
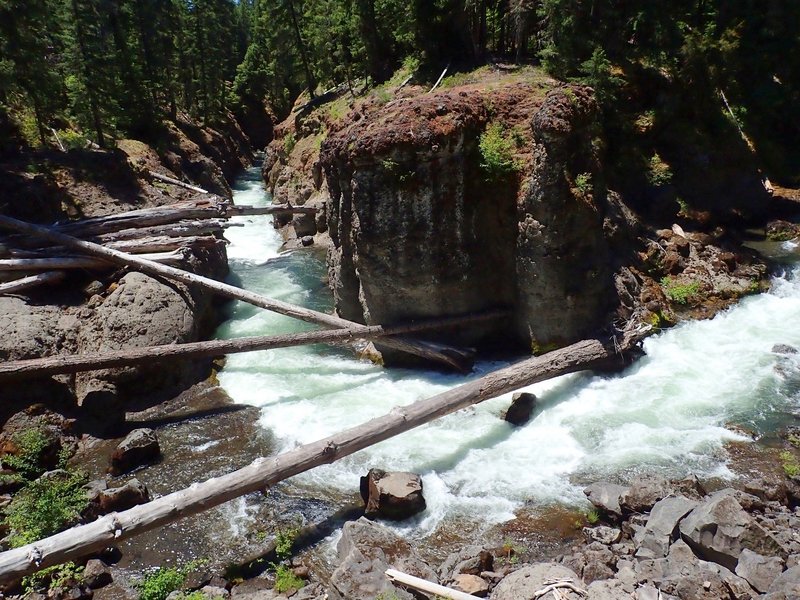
[385,569,482,600]
[147,170,210,194]
[0,215,473,372]
[0,271,65,295]
[0,337,634,584]
[0,311,505,381]
[0,251,185,271]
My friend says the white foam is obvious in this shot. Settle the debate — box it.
[218,165,800,534]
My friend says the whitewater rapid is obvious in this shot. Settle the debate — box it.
[217,165,800,536]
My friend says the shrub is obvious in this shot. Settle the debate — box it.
[575,172,593,196]
[780,451,800,478]
[274,564,304,593]
[283,132,296,155]
[57,129,88,150]
[479,122,520,178]
[648,152,673,186]
[136,566,187,600]
[2,427,53,479]
[3,470,88,547]
[661,277,700,304]
[586,508,601,525]
[22,562,84,594]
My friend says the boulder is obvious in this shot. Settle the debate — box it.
[98,478,149,513]
[490,563,584,600]
[619,475,670,514]
[679,490,786,571]
[110,428,160,474]
[438,546,493,582]
[583,526,622,546]
[584,482,628,518]
[735,548,785,593]
[767,565,800,597]
[634,496,697,558]
[586,579,635,599]
[743,477,787,504]
[329,517,436,600]
[83,559,112,589]
[501,392,536,426]
[453,574,489,597]
[359,469,426,521]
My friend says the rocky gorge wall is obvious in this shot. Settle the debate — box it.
[319,81,620,357]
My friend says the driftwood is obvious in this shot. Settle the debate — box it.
[0,311,504,381]
[148,170,209,194]
[428,63,450,93]
[385,569,482,600]
[0,215,473,371]
[0,337,635,583]
[0,271,65,295]
[0,251,185,271]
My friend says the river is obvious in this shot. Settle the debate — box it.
[215,163,800,546]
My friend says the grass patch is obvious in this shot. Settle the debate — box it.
[273,564,304,593]
[283,132,296,155]
[661,277,701,304]
[575,172,593,197]
[648,152,673,186]
[586,508,601,525]
[479,122,521,178]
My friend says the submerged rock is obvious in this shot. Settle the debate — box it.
[501,392,536,426]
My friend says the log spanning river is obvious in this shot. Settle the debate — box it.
[215,164,800,543]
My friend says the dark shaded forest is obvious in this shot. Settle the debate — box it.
[1,0,799,182]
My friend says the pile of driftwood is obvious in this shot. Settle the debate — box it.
[0,195,316,296]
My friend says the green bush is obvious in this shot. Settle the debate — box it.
[479,122,520,178]
[274,564,304,593]
[2,427,53,479]
[661,277,700,304]
[3,470,88,547]
[575,172,593,196]
[780,451,800,478]
[57,129,88,150]
[23,562,84,594]
[283,132,296,155]
[648,152,673,186]
[136,566,187,600]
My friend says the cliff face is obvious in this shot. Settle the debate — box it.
[321,82,617,355]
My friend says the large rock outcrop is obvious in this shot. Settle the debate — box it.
[321,83,621,362]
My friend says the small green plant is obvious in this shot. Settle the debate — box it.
[2,427,52,479]
[780,451,800,478]
[661,277,701,305]
[22,562,84,594]
[575,172,593,196]
[57,129,88,150]
[647,152,673,186]
[375,87,392,104]
[136,566,187,600]
[283,132,296,155]
[586,508,601,525]
[479,122,520,178]
[788,435,800,449]
[270,526,304,592]
[274,564,304,593]
[375,592,402,600]
[3,470,88,547]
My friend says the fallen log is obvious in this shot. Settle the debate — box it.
[0,337,635,583]
[0,311,505,381]
[224,204,318,216]
[0,251,186,271]
[0,271,65,295]
[148,170,209,194]
[0,215,473,372]
[386,569,482,600]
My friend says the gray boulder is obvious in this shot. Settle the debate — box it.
[584,526,622,546]
[438,545,493,583]
[490,563,584,600]
[679,490,786,571]
[328,517,435,600]
[110,428,160,474]
[735,548,785,593]
[453,574,489,597]
[584,482,629,518]
[359,469,426,521]
[619,475,670,514]
[767,564,800,596]
[83,559,112,589]
[634,496,697,559]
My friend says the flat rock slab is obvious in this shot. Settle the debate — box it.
[490,563,584,600]
[735,548,785,593]
[585,482,628,518]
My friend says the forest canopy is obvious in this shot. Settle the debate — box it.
[1,0,798,179]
